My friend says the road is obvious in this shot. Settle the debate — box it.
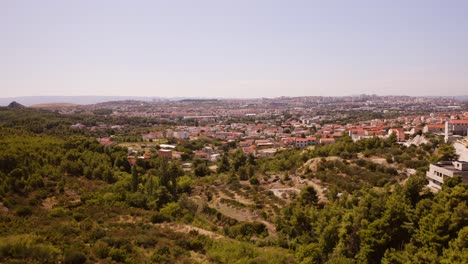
[454,141,468,162]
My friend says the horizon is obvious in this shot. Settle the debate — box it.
[2,1,468,97]
[2,93,468,107]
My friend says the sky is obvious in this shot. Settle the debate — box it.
[1,0,468,98]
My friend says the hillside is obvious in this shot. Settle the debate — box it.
[7,101,25,109]
[0,107,466,263]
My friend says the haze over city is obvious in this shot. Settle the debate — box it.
[1,0,468,98]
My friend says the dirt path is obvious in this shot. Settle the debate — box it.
[268,187,300,200]
[217,189,255,206]
[210,198,278,237]
[155,223,225,240]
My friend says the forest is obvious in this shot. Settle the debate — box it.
[0,107,466,263]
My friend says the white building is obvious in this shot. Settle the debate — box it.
[426,161,468,191]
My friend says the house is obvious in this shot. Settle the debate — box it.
[320,138,335,144]
[294,137,316,148]
[256,139,275,149]
[173,131,189,139]
[239,139,254,148]
[142,131,164,141]
[193,151,210,160]
[98,138,115,147]
[258,148,277,157]
[305,137,317,145]
[160,144,176,149]
[388,128,406,142]
[242,146,256,156]
[423,124,445,134]
[172,151,185,159]
[202,146,214,154]
[71,123,86,129]
[295,138,309,148]
[426,161,468,191]
[210,153,221,162]
[281,137,296,147]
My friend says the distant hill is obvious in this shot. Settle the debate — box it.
[29,103,80,109]
[2,95,468,106]
[0,96,164,106]
[7,101,25,109]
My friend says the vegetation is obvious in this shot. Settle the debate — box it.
[0,106,466,263]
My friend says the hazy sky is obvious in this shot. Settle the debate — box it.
[1,0,468,98]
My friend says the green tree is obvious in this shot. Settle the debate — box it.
[131,166,139,192]
[437,144,458,161]
[218,154,230,173]
[298,186,319,207]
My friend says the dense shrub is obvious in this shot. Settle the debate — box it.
[63,250,87,264]
[15,206,32,217]
[0,235,59,263]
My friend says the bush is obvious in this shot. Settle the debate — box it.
[0,235,59,263]
[15,206,32,217]
[249,177,260,185]
[159,202,182,220]
[64,250,86,264]
[49,207,67,217]
[93,241,110,259]
[72,212,86,222]
[109,248,127,262]
[127,192,147,209]
[225,222,268,240]
[135,236,157,248]
[90,228,106,241]
[150,212,169,223]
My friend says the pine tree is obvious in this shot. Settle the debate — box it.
[131,166,139,192]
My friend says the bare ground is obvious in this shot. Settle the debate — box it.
[155,223,224,240]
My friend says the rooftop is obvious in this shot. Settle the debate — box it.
[433,161,468,171]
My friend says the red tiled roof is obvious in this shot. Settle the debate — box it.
[449,120,468,124]
[427,124,445,128]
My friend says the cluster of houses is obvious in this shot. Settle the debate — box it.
[88,112,468,164]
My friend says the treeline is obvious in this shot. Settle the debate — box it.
[0,107,157,136]
[276,177,467,263]
[0,128,128,197]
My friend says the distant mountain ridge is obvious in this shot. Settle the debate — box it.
[0,96,163,106]
[1,95,468,106]
[7,101,25,109]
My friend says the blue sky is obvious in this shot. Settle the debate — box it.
[1,0,468,98]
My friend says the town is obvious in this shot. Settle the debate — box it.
[2,0,468,262]
[1,95,467,263]
[62,95,468,191]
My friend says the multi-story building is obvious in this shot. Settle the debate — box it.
[447,120,468,136]
[426,161,468,191]
[294,137,317,148]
